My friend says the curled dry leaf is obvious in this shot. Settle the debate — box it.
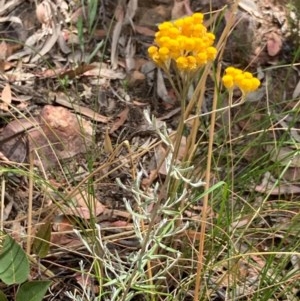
[124,0,138,27]
[36,1,53,25]
[238,0,261,18]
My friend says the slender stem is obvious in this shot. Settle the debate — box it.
[167,74,190,199]
[193,63,221,300]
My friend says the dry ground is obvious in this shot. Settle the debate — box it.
[0,0,300,300]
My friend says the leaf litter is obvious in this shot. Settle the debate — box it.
[0,0,300,299]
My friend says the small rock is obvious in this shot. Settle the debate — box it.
[267,32,282,56]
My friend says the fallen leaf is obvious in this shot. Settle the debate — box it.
[1,83,12,105]
[135,25,155,36]
[128,70,146,86]
[2,200,13,221]
[238,0,262,18]
[31,24,60,63]
[52,215,73,233]
[171,0,192,19]
[265,144,300,167]
[292,79,300,99]
[125,37,136,72]
[157,68,173,103]
[138,5,170,27]
[52,91,110,123]
[110,220,128,227]
[36,1,52,25]
[111,4,124,69]
[0,117,35,162]
[124,0,138,26]
[83,62,126,80]
[38,64,95,79]
[0,41,9,60]
[109,106,129,133]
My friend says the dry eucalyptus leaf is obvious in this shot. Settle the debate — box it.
[124,0,138,26]
[1,83,12,105]
[265,144,300,167]
[0,0,23,16]
[238,0,261,17]
[111,4,124,69]
[31,24,61,63]
[0,41,8,60]
[36,1,53,25]
[52,91,110,123]
[83,62,126,80]
[292,79,300,99]
[109,106,129,134]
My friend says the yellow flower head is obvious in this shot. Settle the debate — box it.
[206,47,217,61]
[222,75,234,89]
[148,13,217,72]
[192,13,204,23]
[222,67,261,95]
[176,56,189,70]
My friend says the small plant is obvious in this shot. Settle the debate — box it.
[222,66,260,95]
[146,10,261,300]
[0,232,51,301]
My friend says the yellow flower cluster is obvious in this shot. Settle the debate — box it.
[222,67,261,95]
[148,13,217,72]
